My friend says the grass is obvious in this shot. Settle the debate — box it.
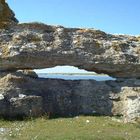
[0,116,140,140]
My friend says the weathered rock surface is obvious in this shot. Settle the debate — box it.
[0,72,139,121]
[0,1,139,122]
[0,1,139,78]
[0,0,18,28]
[0,23,140,78]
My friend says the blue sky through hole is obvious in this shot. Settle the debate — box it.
[34,66,95,74]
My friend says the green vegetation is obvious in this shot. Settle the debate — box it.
[0,116,140,140]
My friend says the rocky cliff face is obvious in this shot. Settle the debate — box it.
[0,0,18,28]
[0,72,140,122]
[0,1,140,122]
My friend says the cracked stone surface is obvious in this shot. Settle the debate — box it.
[0,0,140,122]
[0,72,139,122]
[0,23,140,78]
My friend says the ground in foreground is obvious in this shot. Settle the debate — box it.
[0,116,140,140]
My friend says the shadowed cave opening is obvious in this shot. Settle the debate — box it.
[34,66,116,81]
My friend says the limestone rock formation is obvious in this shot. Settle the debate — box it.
[0,72,139,122]
[0,1,140,122]
[17,70,38,78]
[0,23,140,78]
[0,0,18,28]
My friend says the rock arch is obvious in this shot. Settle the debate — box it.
[0,0,140,122]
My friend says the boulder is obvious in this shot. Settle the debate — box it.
[17,70,38,78]
[9,96,43,118]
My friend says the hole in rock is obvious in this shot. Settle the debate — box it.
[34,66,115,81]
